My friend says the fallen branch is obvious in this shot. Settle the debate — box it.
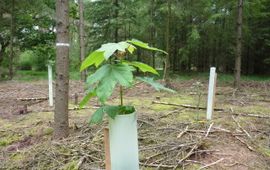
[152,101,224,111]
[232,112,270,119]
[140,162,175,168]
[76,156,86,169]
[205,123,214,138]
[174,123,214,169]
[234,136,256,152]
[198,158,224,170]
[177,126,189,138]
[17,97,48,101]
[145,142,196,161]
[232,115,252,139]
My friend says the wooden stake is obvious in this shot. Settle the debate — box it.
[74,93,78,105]
[104,128,111,170]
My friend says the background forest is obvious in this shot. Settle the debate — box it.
[0,0,270,80]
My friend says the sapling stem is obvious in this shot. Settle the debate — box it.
[120,86,123,106]
[119,59,124,106]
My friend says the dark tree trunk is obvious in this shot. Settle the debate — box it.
[234,0,243,88]
[9,0,15,80]
[150,0,155,69]
[54,0,70,139]
[163,0,171,81]
[79,0,86,81]
[114,0,119,42]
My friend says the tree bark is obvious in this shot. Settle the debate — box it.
[163,0,171,81]
[9,0,15,80]
[113,0,119,42]
[79,0,86,81]
[150,0,155,69]
[234,0,243,88]
[54,0,70,139]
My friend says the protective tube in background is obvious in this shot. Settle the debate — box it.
[109,112,139,170]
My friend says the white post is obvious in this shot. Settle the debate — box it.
[207,67,216,120]
[48,64,53,106]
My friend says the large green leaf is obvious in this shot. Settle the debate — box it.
[137,77,175,93]
[80,51,105,71]
[127,39,168,54]
[97,41,135,59]
[87,64,135,103]
[124,61,159,75]
[96,79,117,103]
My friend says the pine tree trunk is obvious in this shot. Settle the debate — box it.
[234,0,243,88]
[79,0,86,81]
[114,0,119,42]
[150,0,155,69]
[9,0,14,80]
[163,0,171,81]
[54,0,70,139]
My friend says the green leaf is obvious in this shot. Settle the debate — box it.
[89,107,105,124]
[103,105,121,119]
[96,79,117,103]
[80,51,105,71]
[97,41,132,60]
[137,77,175,93]
[87,64,135,103]
[118,105,135,115]
[124,61,159,75]
[127,39,168,55]
[79,91,96,108]
[89,105,136,124]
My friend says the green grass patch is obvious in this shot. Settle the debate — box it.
[14,70,81,81]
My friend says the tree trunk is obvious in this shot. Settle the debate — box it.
[234,0,243,88]
[79,0,86,81]
[114,0,119,42]
[163,0,171,81]
[9,0,15,80]
[150,0,155,69]
[54,0,70,139]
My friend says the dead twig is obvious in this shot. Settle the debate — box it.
[232,115,252,139]
[174,123,214,169]
[76,156,86,169]
[17,97,48,101]
[205,123,214,138]
[198,158,224,170]
[232,112,270,119]
[177,126,189,138]
[140,162,175,168]
[152,101,224,111]
[234,136,256,152]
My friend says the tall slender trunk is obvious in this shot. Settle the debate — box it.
[79,0,86,81]
[114,0,119,42]
[54,0,70,139]
[150,0,155,69]
[9,0,15,80]
[234,0,243,88]
[163,0,171,81]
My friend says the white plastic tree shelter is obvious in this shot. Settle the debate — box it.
[48,64,53,106]
[206,67,217,120]
[109,112,139,170]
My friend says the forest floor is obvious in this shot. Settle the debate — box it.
[0,78,270,170]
